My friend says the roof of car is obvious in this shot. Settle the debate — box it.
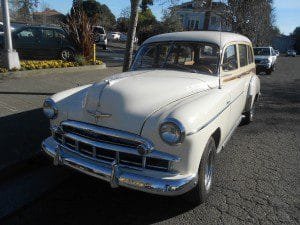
[143,31,251,48]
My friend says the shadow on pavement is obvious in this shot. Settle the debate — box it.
[0,108,50,171]
[0,92,55,96]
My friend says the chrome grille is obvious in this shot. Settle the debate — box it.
[53,121,179,172]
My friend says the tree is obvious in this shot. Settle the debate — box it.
[292,27,300,54]
[159,7,183,33]
[137,8,158,44]
[123,0,140,72]
[140,0,153,12]
[225,0,277,45]
[73,0,116,30]
[63,4,97,59]
[9,0,39,22]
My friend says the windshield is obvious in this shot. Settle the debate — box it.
[254,48,270,56]
[131,42,220,75]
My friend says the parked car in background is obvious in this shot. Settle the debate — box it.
[119,33,138,43]
[0,25,76,60]
[286,49,296,57]
[42,31,260,205]
[108,32,121,41]
[253,47,277,74]
[93,26,107,50]
[0,22,16,34]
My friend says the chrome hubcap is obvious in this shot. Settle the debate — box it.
[204,150,214,191]
[61,50,70,60]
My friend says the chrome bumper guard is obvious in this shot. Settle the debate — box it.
[42,137,197,196]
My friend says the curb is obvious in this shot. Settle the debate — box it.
[0,63,106,79]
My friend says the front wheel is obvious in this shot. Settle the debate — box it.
[184,137,216,206]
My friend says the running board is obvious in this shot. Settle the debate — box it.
[216,115,244,153]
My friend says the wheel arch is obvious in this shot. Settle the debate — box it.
[211,128,221,150]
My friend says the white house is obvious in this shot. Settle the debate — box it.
[173,1,230,31]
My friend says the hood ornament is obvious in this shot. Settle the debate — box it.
[86,109,112,119]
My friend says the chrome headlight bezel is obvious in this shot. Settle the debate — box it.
[43,98,58,119]
[159,118,185,145]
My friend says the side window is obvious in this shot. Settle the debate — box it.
[239,44,248,67]
[222,45,238,71]
[54,30,66,39]
[41,29,54,39]
[16,28,36,40]
[247,45,254,64]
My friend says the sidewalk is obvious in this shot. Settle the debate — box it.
[0,66,122,171]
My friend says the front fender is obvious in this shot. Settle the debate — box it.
[141,88,231,174]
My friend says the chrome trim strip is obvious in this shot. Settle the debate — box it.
[63,132,180,162]
[42,137,197,196]
[187,91,244,136]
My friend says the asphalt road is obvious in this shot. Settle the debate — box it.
[1,57,299,225]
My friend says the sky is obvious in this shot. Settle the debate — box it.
[40,0,300,35]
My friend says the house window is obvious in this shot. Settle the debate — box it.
[190,20,195,30]
[195,21,199,30]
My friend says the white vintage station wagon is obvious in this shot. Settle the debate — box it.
[42,31,260,205]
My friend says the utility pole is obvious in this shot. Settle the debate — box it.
[1,0,20,70]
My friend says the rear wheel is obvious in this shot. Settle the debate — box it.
[185,137,216,206]
[266,68,272,75]
[241,100,255,125]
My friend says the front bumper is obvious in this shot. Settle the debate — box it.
[42,137,197,196]
[256,63,272,70]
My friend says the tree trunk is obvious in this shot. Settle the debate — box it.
[123,0,140,72]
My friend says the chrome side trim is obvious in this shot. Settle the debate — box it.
[42,137,197,196]
[187,91,244,136]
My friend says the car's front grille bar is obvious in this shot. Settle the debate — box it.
[52,121,180,172]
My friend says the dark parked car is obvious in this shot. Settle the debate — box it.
[0,25,76,60]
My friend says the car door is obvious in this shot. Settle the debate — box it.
[221,43,248,133]
[13,27,40,58]
[38,28,62,58]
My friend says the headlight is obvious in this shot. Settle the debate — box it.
[43,98,58,119]
[159,119,185,145]
[261,58,271,64]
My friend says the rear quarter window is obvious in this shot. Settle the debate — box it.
[239,44,248,67]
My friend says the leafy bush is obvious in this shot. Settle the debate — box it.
[62,5,97,60]
[0,59,103,73]
[74,55,87,66]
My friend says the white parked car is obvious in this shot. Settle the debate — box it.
[253,47,277,74]
[286,49,296,57]
[93,26,107,50]
[119,33,138,43]
[108,32,121,41]
[42,31,260,205]
[0,22,15,35]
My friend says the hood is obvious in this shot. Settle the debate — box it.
[70,70,216,134]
